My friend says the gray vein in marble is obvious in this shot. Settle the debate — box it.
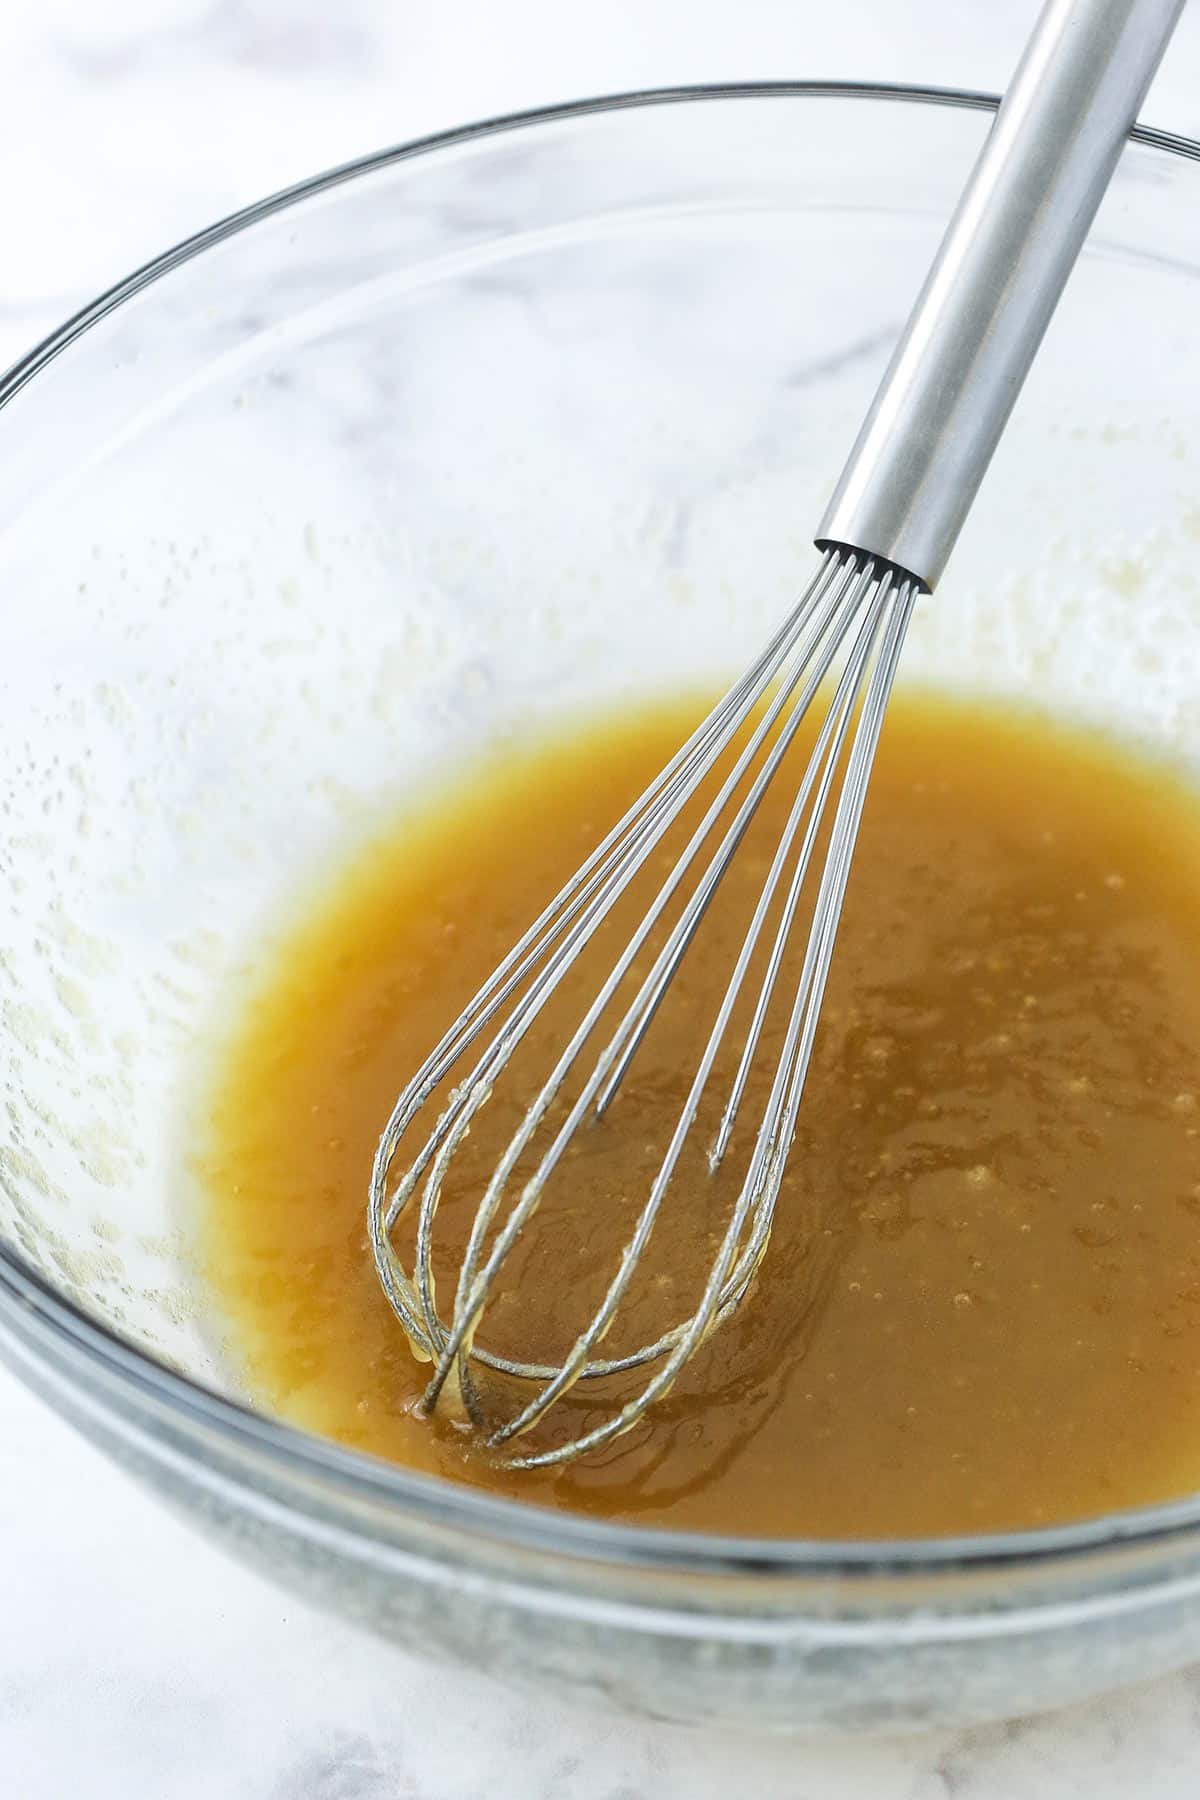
[55,0,375,83]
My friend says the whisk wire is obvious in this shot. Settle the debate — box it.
[371,548,841,1241]
[369,544,918,1461]
[367,551,843,1355]
[591,555,880,1120]
[421,551,873,1407]
[712,571,914,1166]
[482,564,899,1445]
[710,576,918,1329]
[404,550,858,1381]
[496,570,916,1465]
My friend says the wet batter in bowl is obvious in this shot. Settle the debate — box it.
[198,692,1200,1537]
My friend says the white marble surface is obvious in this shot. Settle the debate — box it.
[6,2,1200,1794]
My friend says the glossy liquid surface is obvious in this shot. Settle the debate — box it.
[199,693,1200,1536]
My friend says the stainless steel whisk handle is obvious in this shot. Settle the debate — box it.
[817,0,1185,591]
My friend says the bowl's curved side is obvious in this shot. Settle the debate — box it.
[9,1268,1200,1731]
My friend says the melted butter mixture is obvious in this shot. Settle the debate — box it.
[199,692,1200,1538]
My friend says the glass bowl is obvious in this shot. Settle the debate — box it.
[2,83,1200,1736]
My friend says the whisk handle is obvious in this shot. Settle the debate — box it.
[816,0,1184,591]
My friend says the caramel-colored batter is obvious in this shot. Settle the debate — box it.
[198,692,1200,1537]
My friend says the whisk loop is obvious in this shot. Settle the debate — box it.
[368,547,916,1465]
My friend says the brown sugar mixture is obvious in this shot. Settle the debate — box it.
[198,691,1200,1538]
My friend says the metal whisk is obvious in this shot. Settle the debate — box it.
[369,0,1183,1468]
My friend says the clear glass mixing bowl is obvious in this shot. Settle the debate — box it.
[2,84,1200,1735]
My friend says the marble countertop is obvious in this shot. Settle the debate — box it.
[6,2,1200,1794]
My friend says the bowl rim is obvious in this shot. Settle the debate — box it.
[3,78,1200,1586]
